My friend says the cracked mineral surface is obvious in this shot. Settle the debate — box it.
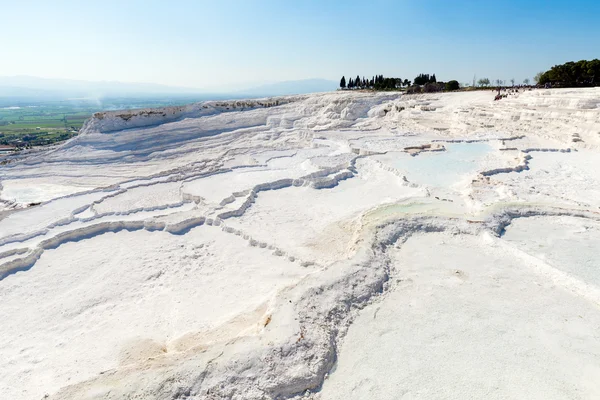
[1,88,599,399]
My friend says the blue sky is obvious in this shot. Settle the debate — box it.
[1,0,599,89]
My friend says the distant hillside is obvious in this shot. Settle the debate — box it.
[0,76,203,99]
[0,76,338,101]
[235,79,338,96]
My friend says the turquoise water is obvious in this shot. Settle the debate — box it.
[381,142,493,187]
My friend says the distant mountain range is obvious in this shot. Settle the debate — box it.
[0,76,338,100]
[0,76,201,98]
[236,79,337,96]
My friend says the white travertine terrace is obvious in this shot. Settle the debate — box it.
[1,88,599,399]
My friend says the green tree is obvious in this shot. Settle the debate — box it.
[523,78,530,85]
[535,59,600,87]
[340,76,346,89]
[446,80,460,91]
[424,82,441,93]
[414,73,430,85]
[477,78,490,87]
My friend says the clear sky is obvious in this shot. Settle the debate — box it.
[2,0,599,89]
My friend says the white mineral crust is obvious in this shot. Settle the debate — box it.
[1,89,599,399]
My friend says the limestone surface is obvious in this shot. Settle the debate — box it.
[1,88,599,399]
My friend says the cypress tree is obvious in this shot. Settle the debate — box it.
[340,76,346,89]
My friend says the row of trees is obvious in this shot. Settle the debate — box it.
[340,73,439,90]
[340,75,412,90]
[413,73,437,85]
[537,59,600,87]
[476,78,531,87]
[340,61,600,91]
[406,80,460,94]
[339,72,465,92]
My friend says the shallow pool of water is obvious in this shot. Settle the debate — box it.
[376,142,493,188]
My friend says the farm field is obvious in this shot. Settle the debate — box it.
[0,96,223,148]
[0,105,87,147]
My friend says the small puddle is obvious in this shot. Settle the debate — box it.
[376,143,493,188]
[363,200,465,225]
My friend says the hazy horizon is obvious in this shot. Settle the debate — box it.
[2,0,599,89]
[0,75,337,93]
[0,76,339,104]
